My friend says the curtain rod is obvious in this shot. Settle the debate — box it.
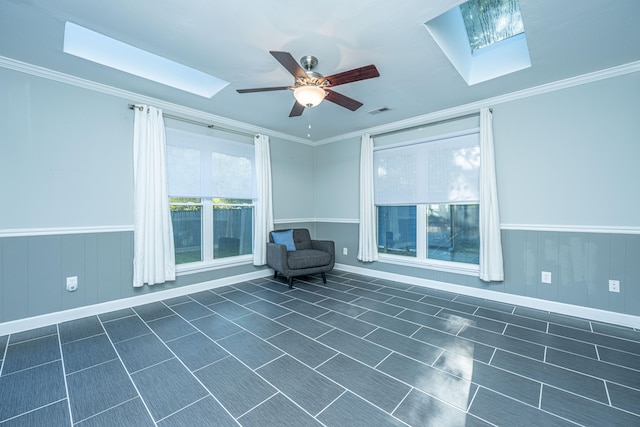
[372,109,491,139]
[128,104,256,138]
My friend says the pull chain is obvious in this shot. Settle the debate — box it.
[306,105,312,138]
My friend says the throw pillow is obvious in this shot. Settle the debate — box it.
[272,229,296,251]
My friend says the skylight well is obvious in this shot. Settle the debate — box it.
[424,0,530,85]
[63,22,228,98]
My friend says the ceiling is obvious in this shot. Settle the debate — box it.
[1,0,639,142]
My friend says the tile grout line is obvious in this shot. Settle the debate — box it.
[0,339,9,377]
[603,381,613,406]
[156,296,330,424]
[73,397,141,425]
[537,382,543,409]
[389,388,416,426]
[143,301,251,424]
[279,276,640,377]
[234,391,280,421]
[286,278,640,418]
[271,339,412,424]
[55,325,74,426]
[300,276,640,415]
[5,271,640,425]
[96,314,159,426]
[146,278,636,424]
[466,386,481,418]
[211,329,335,423]
[314,389,348,422]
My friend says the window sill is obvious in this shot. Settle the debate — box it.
[378,254,479,277]
[176,254,254,275]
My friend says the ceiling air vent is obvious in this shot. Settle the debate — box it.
[368,107,391,115]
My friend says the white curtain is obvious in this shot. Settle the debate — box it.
[253,134,274,265]
[358,133,379,262]
[479,107,504,281]
[132,105,175,287]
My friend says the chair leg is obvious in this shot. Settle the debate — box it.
[288,276,294,290]
[321,272,327,284]
[273,270,278,279]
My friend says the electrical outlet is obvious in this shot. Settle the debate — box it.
[66,276,78,292]
[609,280,620,293]
[541,271,552,284]
[343,247,348,255]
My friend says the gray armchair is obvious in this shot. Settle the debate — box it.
[267,228,335,289]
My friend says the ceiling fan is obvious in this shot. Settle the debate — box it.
[237,51,380,117]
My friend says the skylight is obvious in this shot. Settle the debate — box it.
[63,22,229,98]
[424,0,530,85]
[460,0,524,53]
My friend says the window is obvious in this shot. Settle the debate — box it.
[378,206,416,257]
[212,198,253,259]
[374,130,480,267]
[426,204,479,263]
[166,128,255,265]
[459,0,524,53]
[170,197,202,264]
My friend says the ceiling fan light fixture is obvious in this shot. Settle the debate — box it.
[293,85,326,107]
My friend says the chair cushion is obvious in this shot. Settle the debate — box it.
[292,229,313,250]
[286,249,331,270]
[272,229,296,251]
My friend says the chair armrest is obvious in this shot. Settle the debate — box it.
[266,242,289,274]
[311,239,335,256]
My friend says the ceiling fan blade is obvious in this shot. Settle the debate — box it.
[289,101,305,117]
[270,51,308,80]
[236,86,290,93]
[321,64,380,87]
[324,89,363,111]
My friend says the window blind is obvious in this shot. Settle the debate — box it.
[166,127,256,199]
[374,131,480,205]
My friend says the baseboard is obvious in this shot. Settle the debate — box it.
[3,264,639,336]
[334,263,640,329]
[0,270,273,336]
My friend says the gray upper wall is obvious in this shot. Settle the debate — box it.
[0,67,316,230]
[494,72,639,227]
[270,137,315,221]
[1,68,134,229]
[314,72,640,229]
[1,66,638,231]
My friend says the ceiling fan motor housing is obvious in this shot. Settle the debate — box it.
[299,55,324,80]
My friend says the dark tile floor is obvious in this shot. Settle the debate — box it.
[1,271,640,426]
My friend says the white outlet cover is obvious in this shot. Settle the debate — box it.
[66,276,78,292]
[541,271,552,284]
[609,280,620,293]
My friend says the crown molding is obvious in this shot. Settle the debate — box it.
[0,56,310,145]
[2,55,639,147]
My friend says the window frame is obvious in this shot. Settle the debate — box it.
[211,198,255,260]
[374,129,481,276]
[377,204,479,276]
[170,197,255,274]
[165,126,256,274]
